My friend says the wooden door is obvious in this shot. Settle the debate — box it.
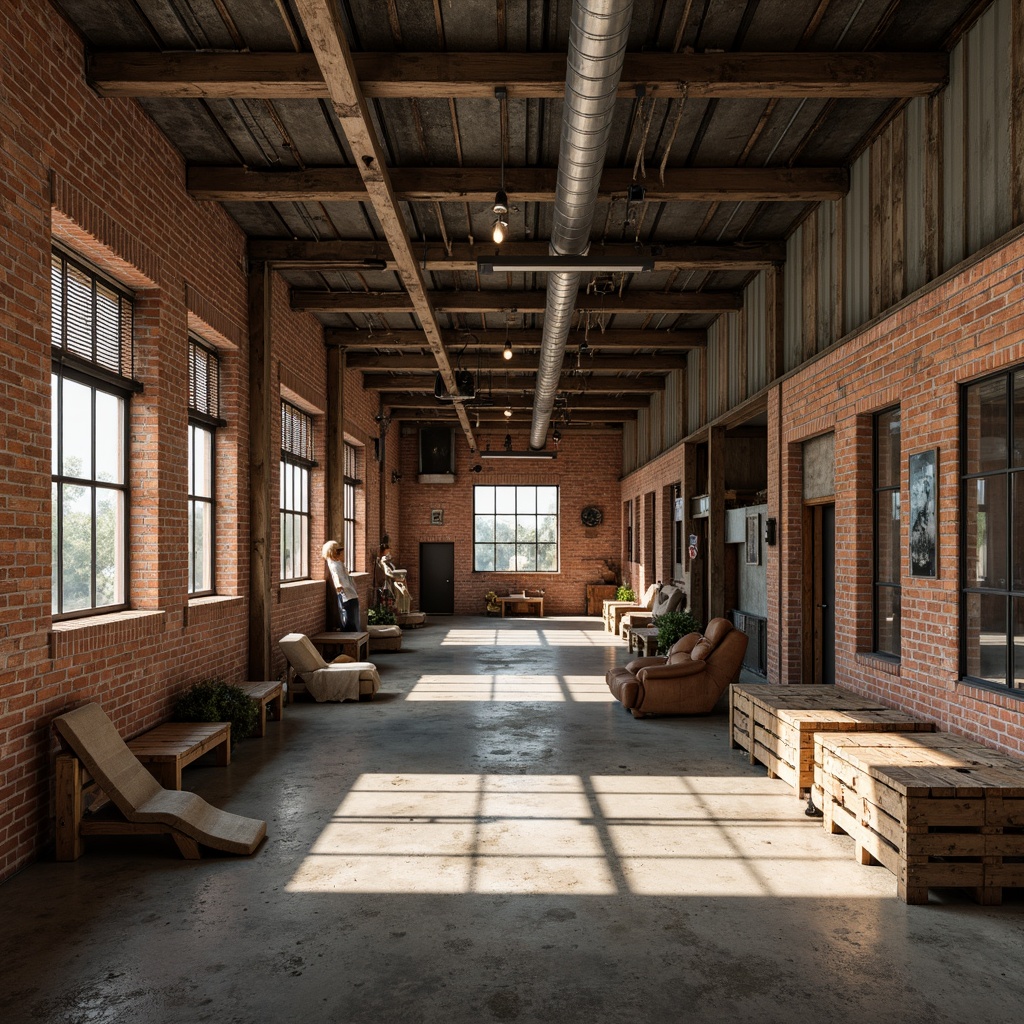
[803,503,836,684]
[419,542,455,613]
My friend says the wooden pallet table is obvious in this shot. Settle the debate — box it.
[813,731,1024,905]
[239,680,284,737]
[729,684,933,796]
[126,721,231,790]
[310,630,370,662]
[499,596,544,617]
[628,626,660,656]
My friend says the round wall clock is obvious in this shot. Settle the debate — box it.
[581,505,603,527]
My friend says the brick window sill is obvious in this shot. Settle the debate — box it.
[50,609,166,660]
[854,652,902,676]
[955,679,1024,706]
[185,594,244,628]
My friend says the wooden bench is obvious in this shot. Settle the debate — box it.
[126,722,231,790]
[239,680,284,737]
[814,730,1024,905]
[730,683,933,796]
[499,595,544,617]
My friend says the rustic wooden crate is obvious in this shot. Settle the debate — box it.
[813,731,1024,905]
[729,684,931,796]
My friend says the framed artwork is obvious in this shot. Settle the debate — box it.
[745,513,760,565]
[909,448,938,578]
[431,509,444,525]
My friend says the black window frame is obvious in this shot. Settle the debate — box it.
[187,336,223,597]
[873,405,902,657]
[472,484,560,573]
[280,400,315,582]
[343,442,360,573]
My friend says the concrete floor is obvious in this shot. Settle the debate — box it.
[3,616,1024,1024]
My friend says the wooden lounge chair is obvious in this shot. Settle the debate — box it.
[278,632,382,702]
[53,702,266,860]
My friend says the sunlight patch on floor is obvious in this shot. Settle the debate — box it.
[286,773,871,897]
[405,674,615,702]
[441,628,622,647]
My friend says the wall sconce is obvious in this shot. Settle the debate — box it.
[765,517,777,546]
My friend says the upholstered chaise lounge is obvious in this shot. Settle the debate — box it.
[279,633,382,702]
[606,617,748,718]
[602,583,658,633]
[618,582,685,638]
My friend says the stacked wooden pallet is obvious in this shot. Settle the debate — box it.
[814,731,1024,904]
[730,684,933,796]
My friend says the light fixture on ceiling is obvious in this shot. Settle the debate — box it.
[477,255,654,274]
[503,318,513,361]
[503,368,513,418]
[492,87,509,245]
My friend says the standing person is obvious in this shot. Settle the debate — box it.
[322,540,360,631]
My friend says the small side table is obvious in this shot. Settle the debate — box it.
[310,630,370,663]
[628,627,660,656]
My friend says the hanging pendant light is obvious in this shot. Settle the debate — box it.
[492,87,509,245]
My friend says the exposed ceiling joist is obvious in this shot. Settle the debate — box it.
[190,166,848,203]
[380,392,650,410]
[346,353,685,371]
[326,327,707,349]
[88,50,949,100]
[290,0,476,451]
[394,409,637,423]
[251,239,784,272]
[293,290,742,314]
[362,373,666,392]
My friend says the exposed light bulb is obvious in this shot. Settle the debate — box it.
[503,405,513,419]
[503,338,513,360]
[492,218,507,245]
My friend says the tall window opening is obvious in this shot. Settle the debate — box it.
[280,400,314,581]
[187,337,220,595]
[343,442,359,572]
[874,406,901,657]
[50,249,134,618]
[473,486,559,572]
[962,370,1024,690]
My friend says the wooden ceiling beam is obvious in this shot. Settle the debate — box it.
[326,327,707,349]
[362,373,666,392]
[294,289,742,314]
[251,239,784,271]
[290,0,475,450]
[346,352,686,371]
[89,50,948,100]
[191,165,848,203]
[393,409,637,423]
[380,392,650,410]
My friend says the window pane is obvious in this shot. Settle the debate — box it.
[300,466,309,514]
[94,391,123,484]
[475,487,495,514]
[965,474,1006,589]
[517,488,536,514]
[1014,474,1024,590]
[495,515,516,543]
[62,379,92,479]
[964,592,1007,685]
[190,500,212,593]
[875,408,901,487]
[94,487,122,606]
[1014,598,1024,690]
[495,487,516,514]
[51,482,59,613]
[537,487,558,514]
[875,585,901,657]
[62,483,92,612]
[51,373,59,475]
[516,547,537,571]
[537,544,558,571]
[475,516,494,543]
[475,545,494,572]
[516,518,537,543]
[191,425,212,498]
[495,543,515,571]
[537,515,558,543]
[875,493,901,584]
[1014,371,1024,468]
[965,376,1008,474]
[299,514,309,577]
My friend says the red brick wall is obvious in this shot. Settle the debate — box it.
[769,227,1024,755]
[395,427,623,615]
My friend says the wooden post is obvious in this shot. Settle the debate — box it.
[682,441,705,626]
[708,425,726,621]
[248,263,273,681]
[55,754,83,861]
[326,344,346,543]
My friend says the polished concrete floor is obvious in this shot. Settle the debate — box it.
[3,616,1024,1024]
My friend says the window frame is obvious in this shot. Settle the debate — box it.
[280,400,315,583]
[472,484,560,573]
[50,249,136,620]
[873,406,902,658]
[343,442,359,573]
[187,337,222,596]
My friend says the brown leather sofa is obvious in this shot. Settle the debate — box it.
[605,617,748,718]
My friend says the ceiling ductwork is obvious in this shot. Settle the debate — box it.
[529,0,635,450]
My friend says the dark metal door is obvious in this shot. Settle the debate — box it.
[807,503,836,684]
[419,542,455,613]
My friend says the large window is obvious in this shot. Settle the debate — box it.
[343,442,359,572]
[50,250,133,617]
[187,338,220,595]
[874,406,901,656]
[962,370,1024,690]
[280,401,314,581]
[474,486,559,572]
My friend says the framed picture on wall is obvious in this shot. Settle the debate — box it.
[909,448,938,578]
[745,513,760,565]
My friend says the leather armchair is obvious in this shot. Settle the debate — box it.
[606,618,748,718]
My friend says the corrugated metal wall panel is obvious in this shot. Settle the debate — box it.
[706,318,722,421]
[687,348,701,435]
[943,40,967,270]
[784,225,803,371]
[817,201,837,348]
[745,271,766,394]
[966,0,1012,254]
[622,420,637,474]
[663,369,684,447]
[843,151,871,334]
[904,95,928,294]
[728,313,742,408]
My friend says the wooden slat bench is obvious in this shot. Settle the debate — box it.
[813,731,1024,905]
[126,721,231,790]
[239,680,284,737]
[730,683,933,796]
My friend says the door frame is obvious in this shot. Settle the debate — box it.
[802,499,835,684]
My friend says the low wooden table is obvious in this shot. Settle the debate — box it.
[239,679,284,737]
[499,596,544,617]
[310,630,370,662]
[126,721,231,790]
[730,683,933,796]
[814,730,1024,904]
[628,626,660,656]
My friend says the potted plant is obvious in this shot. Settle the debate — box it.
[367,605,397,626]
[484,590,500,616]
[616,584,636,602]
[173,679,259,745]
[655,610,703,654]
